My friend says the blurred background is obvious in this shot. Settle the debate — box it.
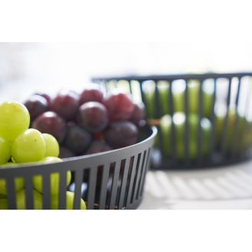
[1,42,252,102]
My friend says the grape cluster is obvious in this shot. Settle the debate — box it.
[0,101,86,209]
[0,101,61,165]
[24,87,145,158]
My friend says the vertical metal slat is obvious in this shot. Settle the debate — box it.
[58,170,67,209]
[109,162,121,209]
[197,80,204,164]
[184,80,190,165]
[73,169,83,209]
[126,154,138,207]
[99,164,110,209]
[134,150,149,200]
[118,158,130,209]
[169,81,176,163]
[139,148,151,197]
[133,151,146,201]
[6,177,16,209]
[42,172,51,209]
[24,175,34,209]
[231,78,242,156]
[221,78,232,157]
[87,167,98,209]
[210,79,217,158]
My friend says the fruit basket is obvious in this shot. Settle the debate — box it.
[0,124,156,209]
[92,72,252,169]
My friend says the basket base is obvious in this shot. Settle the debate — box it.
[150,148,252,170]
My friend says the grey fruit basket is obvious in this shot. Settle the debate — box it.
[92,72,252,169]
[0,125,157,210]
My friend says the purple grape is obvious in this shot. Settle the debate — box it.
[63,125,92,155]
[77,101,108,133]
[93,132,104,141]
[129,103,145,126]
[104,121,138,148]
[103,92,135,122]
[66,120,76,128]
[51,89,80,121]
[85,140,112,154]
[34,92,52,105]
[59,146,75,158]
[79,88,104,105]
[24,95,48,121]
[32,111,67,143]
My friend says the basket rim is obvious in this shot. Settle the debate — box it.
[0,126,157,172]
[91,71,252,82]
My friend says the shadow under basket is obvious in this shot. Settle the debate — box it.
[92,72,252,170]
[0,125,157,210]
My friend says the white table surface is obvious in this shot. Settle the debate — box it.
[140,159,252,209]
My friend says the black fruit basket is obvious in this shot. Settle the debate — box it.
[92,72,252,169]
[0,125,157,210]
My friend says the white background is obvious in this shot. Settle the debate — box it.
[1,42,252,102]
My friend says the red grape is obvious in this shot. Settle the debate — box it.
[59,146,75,158]
[77,101,108,133]
[129,103,145,126]
[32,111,67,143]
[86,140,112,154]
[24,95,48,121]
[104,121,138,148]
[34,92,52,105]
[64,125,92,155]
[103,92,135,122]
[51,89,80,121]
[79,88,104,105]
[93,132,104,140]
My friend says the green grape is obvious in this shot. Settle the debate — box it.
[157,81,169,116]
[33,157,71,195]
[159,114,172,156]
[215,108,246,153]
[39,157,62,163]
[0,101,30,142]
[182,114,212,159]
[187,80,213,118]
[51,191,86,210]
[142,81,156,119]
[43,133,60,157]
[1,191,86,210]
[0,137,11,164]
[0,198,8,209]
[201,118,212,156]
[188,80,200,113]
[160,112,212,160]
[0,162,18,167]
[33,171,72,196]
[173,112,187,159]
[0,177,25,195]
[16,190,43,210]
[0,190,43,209]
[11,129,46,163]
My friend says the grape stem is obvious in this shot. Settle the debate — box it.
[147,119,160,126]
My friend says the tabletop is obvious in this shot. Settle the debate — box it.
[140,159,252,209]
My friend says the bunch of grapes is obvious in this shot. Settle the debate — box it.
[24,87,145,158]
[0,101,86,209]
